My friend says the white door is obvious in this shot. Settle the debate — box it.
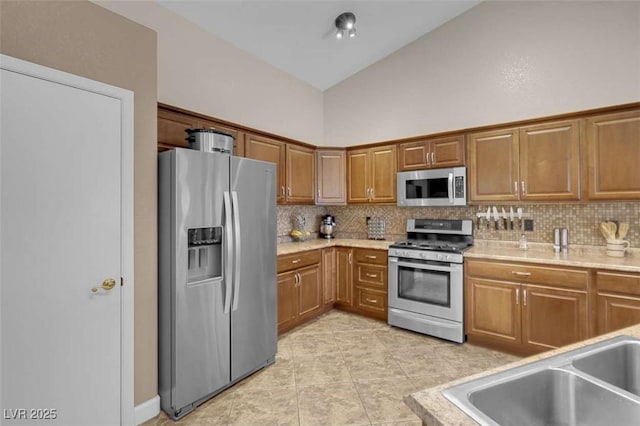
[1,58,133,425]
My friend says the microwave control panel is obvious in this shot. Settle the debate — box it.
[454,176,465,198]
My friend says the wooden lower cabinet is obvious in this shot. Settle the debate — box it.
[277,250,324,335]
[596,270,640,334]
[465,278,521,346]
[352,248,388,321]
[465,259,589,356]
[335,247,353,306]
[522,285,587,352]
[321,248,336,305]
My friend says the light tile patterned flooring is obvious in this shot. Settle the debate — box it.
[144,310,520,426]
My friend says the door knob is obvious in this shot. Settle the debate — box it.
[91,278,117,293]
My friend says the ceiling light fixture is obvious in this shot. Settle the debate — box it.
[335,12,356,40]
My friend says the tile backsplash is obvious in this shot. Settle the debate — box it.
[278,202,640,247]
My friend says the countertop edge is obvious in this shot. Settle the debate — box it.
[277,238,393,255]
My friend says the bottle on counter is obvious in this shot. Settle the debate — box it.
[519,234,528,251]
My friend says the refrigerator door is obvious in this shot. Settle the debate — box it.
[169,149,231,412]
[230,157,277,381]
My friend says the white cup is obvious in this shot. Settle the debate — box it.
[606,239,630,257]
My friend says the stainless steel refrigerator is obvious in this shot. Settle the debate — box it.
[158,146,277,420]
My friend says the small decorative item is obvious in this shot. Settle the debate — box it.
[519,234,528,251]
[290,214,310,242]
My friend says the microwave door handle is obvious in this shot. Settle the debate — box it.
[395,260,456,273]
[448,172,454,204]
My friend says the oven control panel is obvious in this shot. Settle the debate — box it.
[388,248,463,264]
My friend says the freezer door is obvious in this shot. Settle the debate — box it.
[230,156,277,381]
[168,149,231,412]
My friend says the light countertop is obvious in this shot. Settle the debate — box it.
[277,238,393,255]
[404,323,640,425]
[465,240,640,273]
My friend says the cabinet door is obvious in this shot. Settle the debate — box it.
[370,145,397,203]
[468,128,520,201]
[347,149,370,203]
[157,108,198,151]
[522,285,587,353]
[316,149,346,205]
[597,293,640,334]
[586,110,640,200]
[198,118,245,157]
[398,140,430,171]
[277,272,298,333]
[430,135,466,168]
[321,248,336,305]
[519,120,580,201]
[466,278,521,345]
[245,134,286,203]
[336,248,353,305]
[297,265,322,319]
[286,144,315,204]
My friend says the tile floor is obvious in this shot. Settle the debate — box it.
[144,310,520,426]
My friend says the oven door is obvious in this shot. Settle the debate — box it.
[388,257,463,322]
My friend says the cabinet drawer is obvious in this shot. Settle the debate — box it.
[466,260,588,290]
[277,250,321,273]
[355,264,387,289]
[597,271,640,296]
[354,248,388,265]
[356,288,387,313]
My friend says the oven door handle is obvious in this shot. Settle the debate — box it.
[394,260,457,273]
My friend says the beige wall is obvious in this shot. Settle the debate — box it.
[97,1,324,146]
[0,1,158,405]
[324,1,640,146]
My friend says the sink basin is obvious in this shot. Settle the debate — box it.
[443,336,640,426]
[469,369,640,426]
[572,340,640,397]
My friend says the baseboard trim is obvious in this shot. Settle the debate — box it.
[135,395,160,425]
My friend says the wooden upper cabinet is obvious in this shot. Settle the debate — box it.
[585,109,640,200]
[157,108,198,151]
[316,149,346,205]
[468,120,581,202]
[347,145,396,204]
[398,135,465,171]
[347,149,370,203]
[286,144,315,204]
[370,145,397,203]
[245,133,287,203]
[519,120,581,201]
[245,134,315,204]
[468,128,520,202]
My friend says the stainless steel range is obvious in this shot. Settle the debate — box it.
[388,219,473,343]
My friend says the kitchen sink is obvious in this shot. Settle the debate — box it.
[443,336,640,426]
[572,340,640,397]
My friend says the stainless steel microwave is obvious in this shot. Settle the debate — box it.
[397,167,467,207]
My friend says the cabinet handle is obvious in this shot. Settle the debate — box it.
[370,188,374,199]
[521,181,526,196]
[365,255,377,259]
[281,186,285,197]
[523,288,527,306]
[348,252,352,264]
[365,297,378,304]
[514,181,519,197]
[431,151,435,164]
[317,189,320,198]
[293,273,298,285]
[425,153,430,166]
[292,259,301,264]
[515,288,520,305]
[365,273,377,278]
[511,271,532,277]
[287,186,291,197]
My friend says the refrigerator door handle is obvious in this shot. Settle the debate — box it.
[223,191,233,314]
[231,191,242,311]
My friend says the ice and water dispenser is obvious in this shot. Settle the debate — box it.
[187,227,222,283]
